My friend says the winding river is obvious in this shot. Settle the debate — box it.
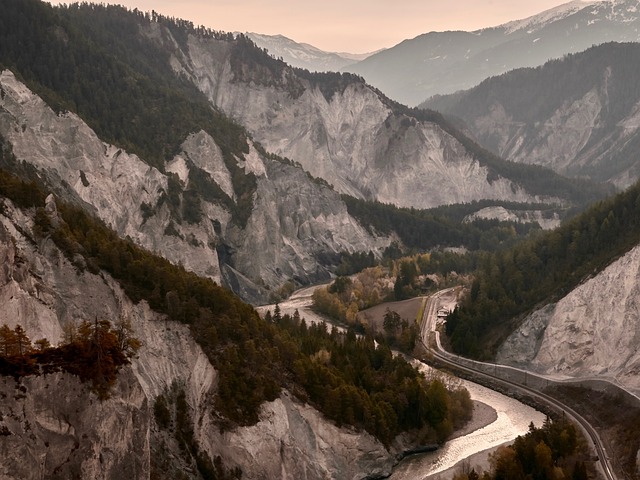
[257,286,546,479]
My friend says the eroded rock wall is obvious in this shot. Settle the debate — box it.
[498,244,640,394]
[0,196,394,479]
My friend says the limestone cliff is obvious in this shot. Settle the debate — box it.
[497,244,640,395]
[422,42,640,190]
[0,70,386,304]
[162,31,550,210]
[0,194,395,479]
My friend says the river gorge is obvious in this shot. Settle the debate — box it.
[257,286,546,479]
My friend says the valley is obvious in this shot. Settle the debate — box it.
[260,284,547,479]
[1,0,640,478]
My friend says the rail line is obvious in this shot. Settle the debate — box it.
[420,289,617,480]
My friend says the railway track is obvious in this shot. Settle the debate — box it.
[420,290,617,480]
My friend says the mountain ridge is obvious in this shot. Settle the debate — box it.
[245,32,381,72]
[422,41,640,190]
[344,0,640,106]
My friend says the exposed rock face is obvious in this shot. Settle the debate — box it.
[422,43,640,190]
[463,206,561,230]
[0,70,386,303]
[454,86,631,185]
[168,33,546,210]
[0,371,149,480]
[202,392,394,480]
[498,244,640,394]
[0,69,221,283]
[0,196,395,479]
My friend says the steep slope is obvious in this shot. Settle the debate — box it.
[445,175,640,394]
[345,0,640,106]
[157,26,605,210]
[497,244,640,393]
[0,191,395,479]
[245,33,375,72]
[423,42,640,190]
[0,2,607,229]
[0,69,385,304]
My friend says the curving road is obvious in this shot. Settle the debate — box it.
[420,289,617,480]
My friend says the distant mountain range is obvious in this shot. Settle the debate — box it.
[343,0,640,106]
[422,42,640,191]
[245,33,381,72]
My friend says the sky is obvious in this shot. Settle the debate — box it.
[45,1,589,53]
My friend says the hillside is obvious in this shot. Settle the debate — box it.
[0,0,393,303]
[151,17,608,210]
[0,0,612,303]
[423,42,640,190]
[0,158,475,477]
[446,173,640,397]
[345,0,640,106]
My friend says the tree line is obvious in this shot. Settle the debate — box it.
[265,308,473,445]
[453,417,588,480]
[342,195,544,253]
[447,177,640,358]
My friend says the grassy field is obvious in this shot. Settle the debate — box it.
[357,297,425,332]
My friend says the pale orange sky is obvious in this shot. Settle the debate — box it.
[45,0,591,53]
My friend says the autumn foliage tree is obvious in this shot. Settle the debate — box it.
[0,320,141,399]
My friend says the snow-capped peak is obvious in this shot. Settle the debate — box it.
[500,1,597,34]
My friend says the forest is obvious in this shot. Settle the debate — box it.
[446,177,640,358]
[452,417,588,480]
[0,159,474,446]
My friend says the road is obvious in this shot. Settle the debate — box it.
[420,289,617,480]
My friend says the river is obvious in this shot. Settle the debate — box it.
[256,285,546,479]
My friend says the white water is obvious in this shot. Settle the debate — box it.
[259,286,545,479]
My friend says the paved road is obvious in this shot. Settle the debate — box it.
[420,289,617,480]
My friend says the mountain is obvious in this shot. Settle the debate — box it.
[0,68,385,305]
[0,2,393,305]
[0,171,402,479]
[0,0,606,307]
[422,42,640,190]
[158,27,607,211]
[245,33,379,72]
[345,0,640,106]
[445,173,640,396]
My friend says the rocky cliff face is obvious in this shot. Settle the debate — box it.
[0,69,386,303]
[165,32,547,210]
[347,0,640,106]
[463,206,561,230]
[423,42,640,190]
[449,84,640,190]
[0,195,395,479]
[497,243,640,395]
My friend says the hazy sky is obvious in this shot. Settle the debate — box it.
[45,1,589,53]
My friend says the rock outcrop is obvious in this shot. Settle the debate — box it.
[165,32,549,210]
[422,42,640,190]
[498,244,640,395]
[0,195,395,479]
[0,69,386,303]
